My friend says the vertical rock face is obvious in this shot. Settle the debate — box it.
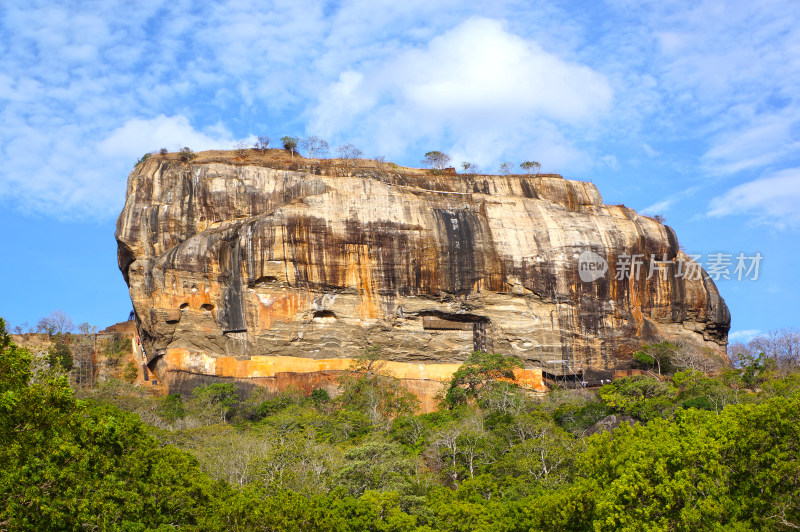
[116,150,729,400]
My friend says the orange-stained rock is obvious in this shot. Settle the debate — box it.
[116,150,730,400]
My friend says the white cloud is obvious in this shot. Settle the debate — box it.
[3,0,799,223]
[99,115,236,159]
[641,199,674,216]
[702,111,800,175]
[0,112,234,220]
[707,168,800,229]
[642,143,660,157]
[309,17,612,169]
[728,329,762,342]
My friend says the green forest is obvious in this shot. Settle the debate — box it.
[1,318,799,531]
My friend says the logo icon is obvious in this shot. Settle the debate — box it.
[578,250,608,282]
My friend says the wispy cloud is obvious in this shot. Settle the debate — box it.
[707,168,800,229]
[641,199,674,216]
[728,329,762,342]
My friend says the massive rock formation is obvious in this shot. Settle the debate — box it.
[116,150,729,403]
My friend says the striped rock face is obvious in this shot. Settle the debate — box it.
[116,150,729,404]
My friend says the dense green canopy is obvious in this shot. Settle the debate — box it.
[2,325,799,530]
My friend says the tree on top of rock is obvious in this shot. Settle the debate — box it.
[301,136,329,159]
[423,151,451,174]
[337,144,363,167]
[281,136,299,158]
[520,161,541,175]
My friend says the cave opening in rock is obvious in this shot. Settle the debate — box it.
[418,311,490,352]
[313,310,336,319]
[252,275,279,286]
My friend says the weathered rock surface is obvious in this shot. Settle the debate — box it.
[116,150,729,401]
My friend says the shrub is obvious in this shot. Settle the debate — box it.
[234,142,249,157]
[178,147,197,162]
[135,152,151,167]
[123,360,138,383]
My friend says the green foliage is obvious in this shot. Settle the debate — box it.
[633,350,655,366]
[103,334,131,360]
[633,341,678,375]
[575,395,800,530]
[336,440,415,496]
[336,346,420,426]
[737,351,777,389]
[6,311,799,531]
[135,152,151,166]
[254,386,306,419]
[47,338,73,371]
[191,382,240,422]
[422,151,451,173]
[549,392,613,434]
[311,387,331,405]
[599,375,678,421]
[0,320,222,529]
[681,396,715,410]
[444,351,524,407]
[123,360,138,382]
[158,393,186,422]
[281,135,299,156]
[520,161,541,175]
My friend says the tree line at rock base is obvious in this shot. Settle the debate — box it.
[2,317,799,530]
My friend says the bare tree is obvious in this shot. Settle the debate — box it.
[431,424,462,487]
[749,328,800,370]
[461,162,477,175]
[37,310,74,337]
[499,162,513,175]
[728,341,753,368]
[254,136,270,152]
[337,144,363,167]
[301,136,329,159]
[234,141,249,157]
[457,415,488,479]
[78,322,97,334]
[673,342,725,374]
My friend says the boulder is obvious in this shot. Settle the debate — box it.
[116,150,729,403]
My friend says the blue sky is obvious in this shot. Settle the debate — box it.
[1,0,798,342]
